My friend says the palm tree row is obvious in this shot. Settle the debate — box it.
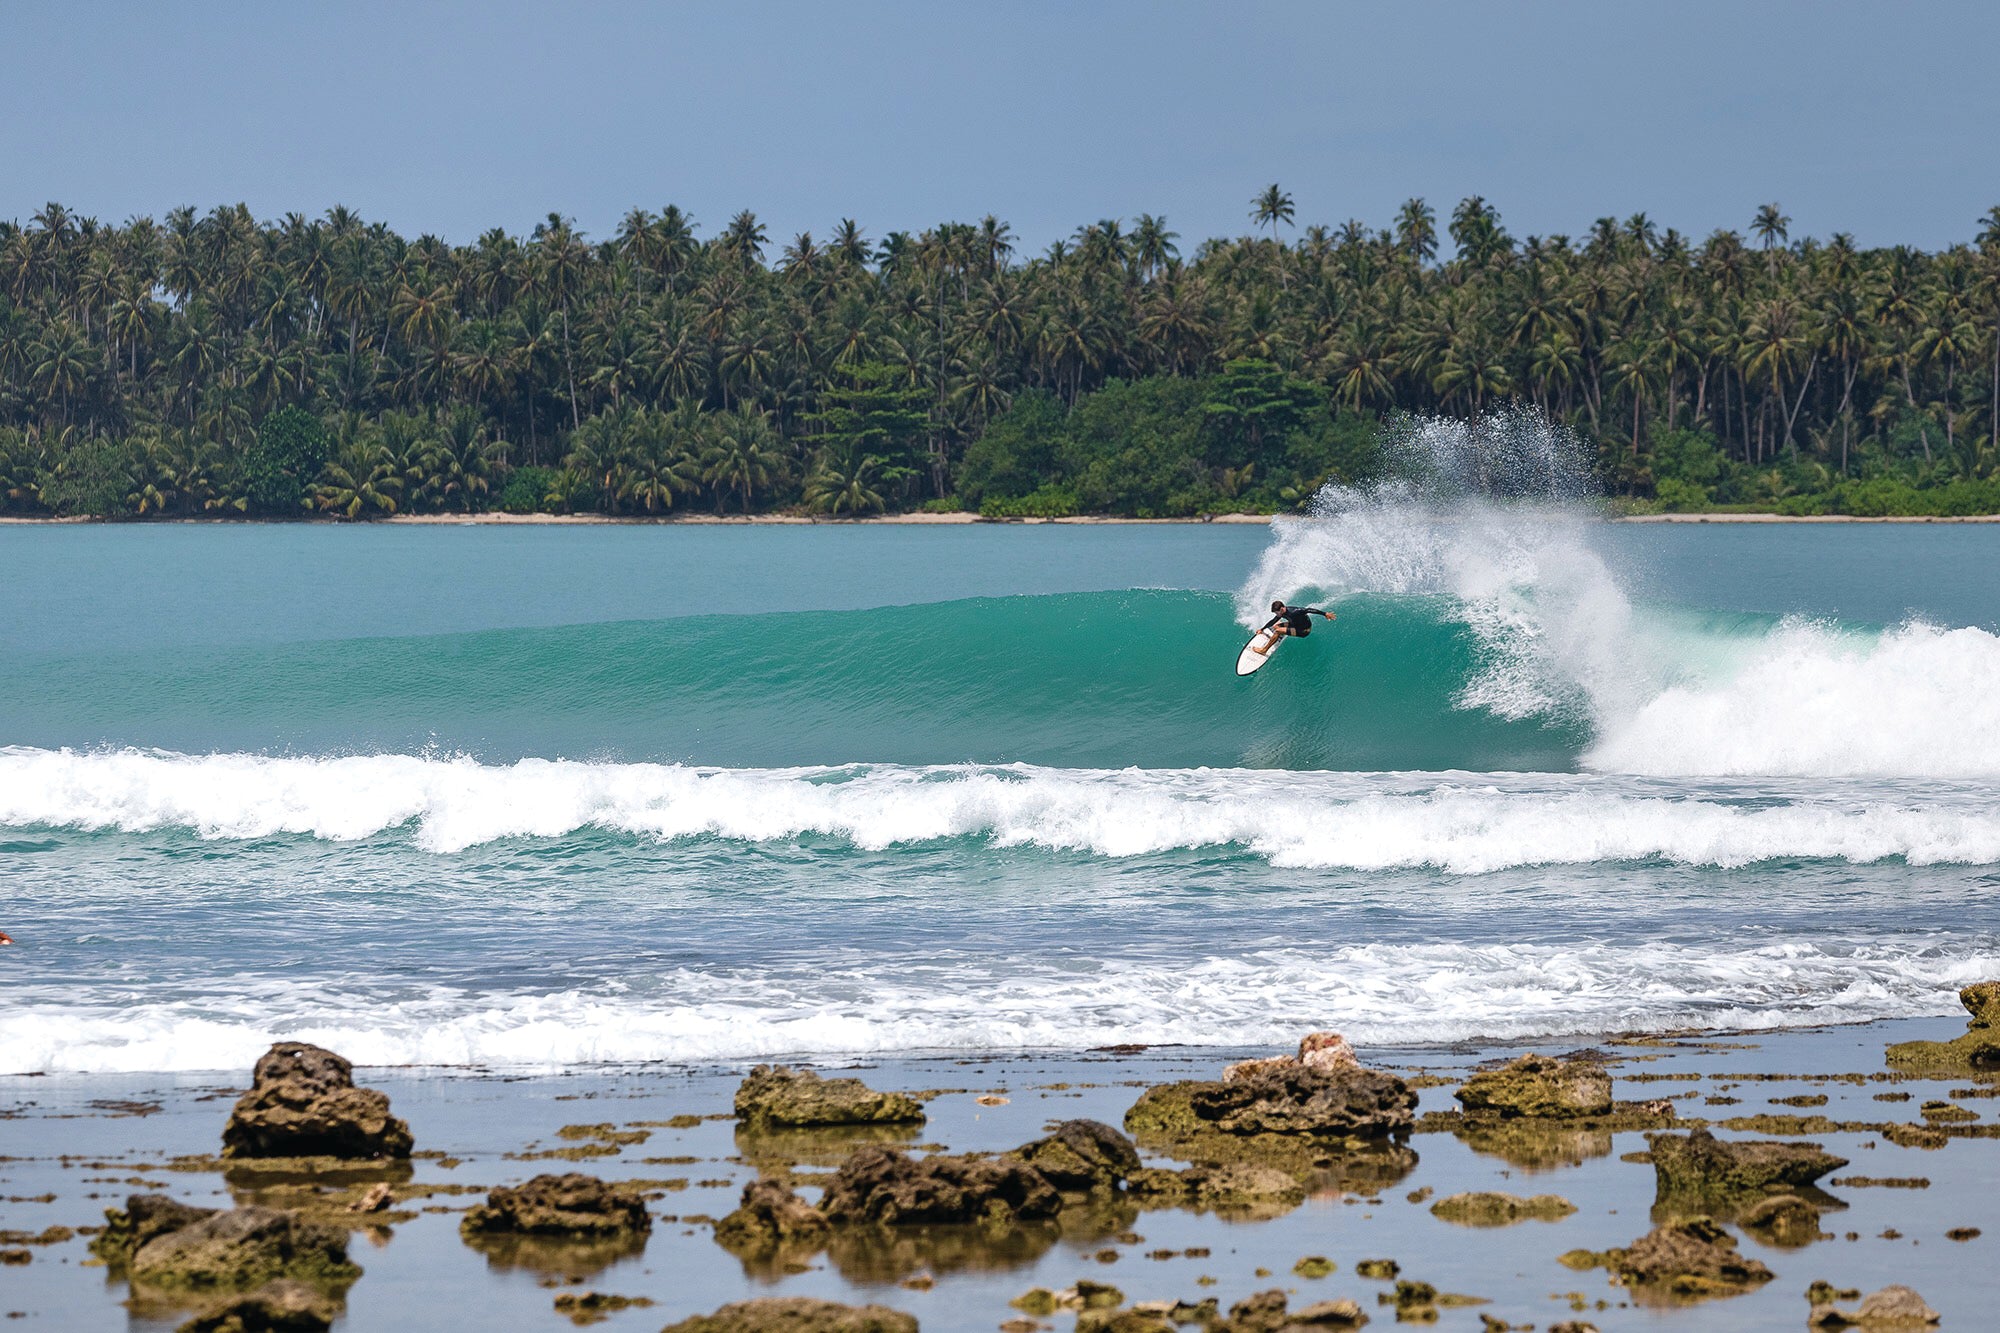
[3,190,2000,516]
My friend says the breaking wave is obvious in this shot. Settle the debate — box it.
[5,749,1999,869]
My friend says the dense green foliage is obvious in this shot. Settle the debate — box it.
[4,192,2000,518]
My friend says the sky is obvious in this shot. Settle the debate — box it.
[7,0,1997,255]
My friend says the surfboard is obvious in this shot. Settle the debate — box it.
[1236,627,1283,676]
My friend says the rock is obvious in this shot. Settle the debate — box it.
[1286,1298,1368,1327]
[660,1297,919,1333]
[1385,1281,1435,1312]
[127,1208,359,1291]
[221,1043,412,1161]
[552,1291,655,1326]
[1807,1284,1940,1327]
[714,1179,830,1250]
[91,1194,220,1266]
[1225,1290,1292,1331]
[817,1145,1061,1227]
[1224,1032,1360,1083]
[1076,1310,1173,1333]
[1454,1055,1611,1119]
[1604,1216,1773,1300]
[352,1182,393,1214]
[1428,1192,1576,1226]
[1294,1255,1336,1278]
[1649,1128,1846,1200]
[1886,981,2000,1071]
[1739,1193,1824,1246]
[1187,1064,1415,1138]
[1009,1289,1059,1317]
[460,1173,651,1237]
[1010,1120,1141,1191]
[175,1278,340,1332]
[1354,1259,1399,1280]
[734,1065,926,1128]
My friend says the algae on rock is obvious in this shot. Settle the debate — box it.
[1454,1055,1612,1119]
[1885,981,2000,1072]
[735,1065,927,1128]
[1428,1192,1576,1227]
[660,1296,919,1333]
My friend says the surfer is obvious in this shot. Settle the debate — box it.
[1263,600,1335,639]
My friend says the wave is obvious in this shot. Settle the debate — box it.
[5,937,1990,1074]
[3,408,1997,776]
[1237,473,2000,778]
[6,748,2000,869]
[7,581,1998,777]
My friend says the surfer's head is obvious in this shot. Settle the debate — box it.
[1271,600,1286,613]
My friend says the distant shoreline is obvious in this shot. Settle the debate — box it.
[4,509,2000,527]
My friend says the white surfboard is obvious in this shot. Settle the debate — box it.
[1236,627,1283,676]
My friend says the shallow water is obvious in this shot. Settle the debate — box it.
[2,1022,1994,1332]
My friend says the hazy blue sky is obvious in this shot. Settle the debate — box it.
[8,1,1996,253]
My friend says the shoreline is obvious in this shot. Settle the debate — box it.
[6,508,2000,527]
[3,1015,1990,1332]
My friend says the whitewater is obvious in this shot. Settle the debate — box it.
[5,414,2000,1075]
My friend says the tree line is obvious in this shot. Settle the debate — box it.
[4,190,2000,520]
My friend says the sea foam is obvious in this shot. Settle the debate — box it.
[3,937,1990,1074]
[3,748,1998,869]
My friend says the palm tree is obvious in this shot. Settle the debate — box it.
[1751,203,1791,251]
[314,440,404,518]
[702,406,784,514]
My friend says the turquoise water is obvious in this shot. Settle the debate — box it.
[4,509,2000,1073]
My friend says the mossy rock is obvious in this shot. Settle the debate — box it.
[1886,982,2000,1072]
[1429,1191,1576,1227]
[735,1066,926,1128]
[1454,1055,1611,1119]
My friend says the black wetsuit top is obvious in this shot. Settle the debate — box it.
[1263,607,1324,635]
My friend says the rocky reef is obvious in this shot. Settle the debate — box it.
[1886,981,2000,1071]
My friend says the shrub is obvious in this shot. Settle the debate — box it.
[497,465,556,514]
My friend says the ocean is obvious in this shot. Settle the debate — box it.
[5,491,2000,1077]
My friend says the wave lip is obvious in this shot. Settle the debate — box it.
[5,747,2000,871]
[4,938,1990,1075]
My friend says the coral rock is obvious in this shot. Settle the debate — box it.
[221,1043,412,1161]
[1428,1192,1576,1226]
[1009,1120,1141,1191]
[1224,1032,1360,1083]
[1605,1216,1773,1300]
[734,1066,926,1128]
[1187,1064,1416,1138]
[661,1297,919,1333]
[714,1179,830,1250]
[817,1146,1060,1227]
[91,1194,220,1266]
[1649,1128,1845,1200]
[127,1207,358,1291]
[460,1173,651,1237]
[1807,1283,1940,1327]
[1454,1055,1612,1119]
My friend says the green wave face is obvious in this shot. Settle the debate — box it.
[0,589,1588,770]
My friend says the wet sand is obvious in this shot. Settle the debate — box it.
[3,1018,1995,1331]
